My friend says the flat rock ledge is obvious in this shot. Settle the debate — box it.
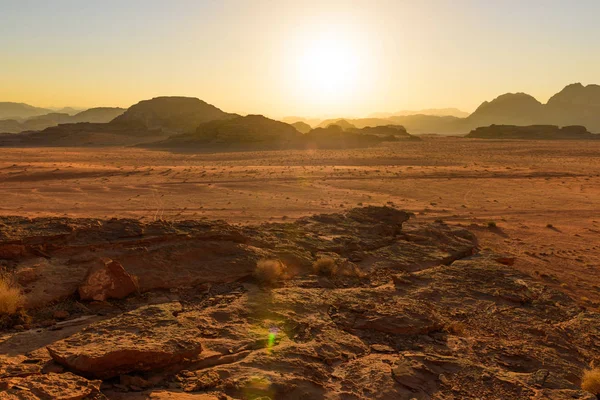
[47,302,202,379]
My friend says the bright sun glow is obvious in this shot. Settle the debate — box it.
[297,33,361,100]
[283,21,372,114]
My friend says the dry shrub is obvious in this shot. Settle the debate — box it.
[313,257,338,276]
[254,259,286,285]
[582,368,600,394]
[313,257,365,279]
[0,275,23,315]
[444,321,467,336]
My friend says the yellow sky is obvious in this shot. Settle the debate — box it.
[1,1,599,118]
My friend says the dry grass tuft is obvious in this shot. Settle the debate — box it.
[313,257,365,279]
[0,275,24,315]
[313,257,338,276]
[444,321,467,336]
[254,259,286,285]
[582,368,600,394]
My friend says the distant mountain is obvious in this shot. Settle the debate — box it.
[0,107,126,133]
[146,115,302,149]
[324,119,356,130]
[144,116,404,151]
[545,83,600,131]
[315,84,600,135]
[466,125,599,140]
[281,116,322,127]
[387,115,465,135]
[317,117,391,129]
[466,93,544,127]
[347,125,420,140]
[0,121,168,147]
[72,107,125,123]
[291,121,312,134]
[53,107,84,115]
[303,125,402,149]
[112,97,236,133]
[0,102,52,119]
[370,108,469,118]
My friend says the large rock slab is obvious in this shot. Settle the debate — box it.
[0,372,102,400]
[47,303,202,379]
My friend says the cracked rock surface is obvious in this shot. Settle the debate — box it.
[0,207,598,399]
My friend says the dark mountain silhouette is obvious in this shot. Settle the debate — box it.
[545,83,600,131]
[316,84,600,135]
[291,121,312,133]
[324,119,357,130]
[303,124,399,149]
[71,107,125,123]
[144,118,406,151]
[317,117,390,129]
[466,124,598,140]
[347,125,420,140]
[0,107,126,133]
[370,108,469,118]
[388,115,465,135]
[146,115,302,149]
[0,102,52,119]
[0,121,167,147]
[466,93,544,127]
[281,116,322,127]
[54,107,84,115]
[112,96,237,133]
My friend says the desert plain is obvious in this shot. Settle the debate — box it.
[1,138,598,305]
[1,137,600,399]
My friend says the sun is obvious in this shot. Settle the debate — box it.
[283,24,370,112]
[297,33,361,101]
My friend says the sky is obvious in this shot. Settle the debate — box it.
[1,0,599,118]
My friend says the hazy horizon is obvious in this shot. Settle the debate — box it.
[1,0,599,118]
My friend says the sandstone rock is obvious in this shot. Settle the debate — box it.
[53,310,70,320]
[0,244,26,260]
[15,268,39,285]
[47,303,202,379]
[0,372,102,400]
[78,259,138,301]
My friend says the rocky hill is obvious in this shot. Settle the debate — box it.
[303,124,401,149]
[0,121,168,147]
[466,124,599,140]
[0,107,126,134]
[111,96,237,133]
[0,207,598,398]
[147,115,302,149]
[466,93,545,127]
[0,102,51,119]
[71,107,125,123]
[348,124,420,140]
[370,107,469,118]
[545,83,600,131]
[316,83,600,135]
[324,119,357,130]
[291,121,312,133]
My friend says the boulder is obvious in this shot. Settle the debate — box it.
[78,259,138,301]
[47,303,202,379]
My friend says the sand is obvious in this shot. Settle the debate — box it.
[1,137,599,307]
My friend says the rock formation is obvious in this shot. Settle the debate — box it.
[111,97,237,133]
[466,124,599,140]
[290,121,312,133]
[0,207,598,397]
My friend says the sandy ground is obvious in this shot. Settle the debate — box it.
[1,137,599,308]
